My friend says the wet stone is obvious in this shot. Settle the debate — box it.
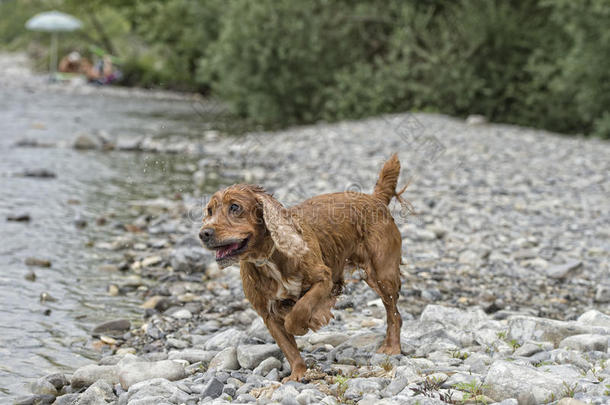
[200,377,224,399]
[92,319,131,338]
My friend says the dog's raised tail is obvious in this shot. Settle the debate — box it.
[373,153,408,205]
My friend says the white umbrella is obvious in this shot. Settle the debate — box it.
[25,11,83,76]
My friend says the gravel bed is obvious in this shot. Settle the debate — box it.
[15,111,610,404]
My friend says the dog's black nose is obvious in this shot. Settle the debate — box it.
[199,228,214,243]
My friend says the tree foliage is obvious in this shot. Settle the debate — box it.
[1,0,608,137]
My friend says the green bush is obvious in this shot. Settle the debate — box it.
[204,0,609,137]
[201,0,398,124]
[2,0,608,137]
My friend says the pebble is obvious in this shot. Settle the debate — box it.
[168,349,217,365]
[204,328,246,351]
[483,360,566,403]
[71,364,119,389]
[91,319,131,337]
[544,259,583,279]
[19,112,610,404]
[170,308,192,319]
[20,168,56,178]
[6,212,30,222]
[25,257,51,267]
[75,379,115,404]
[577,309,610,327]
[73,134,101,150]
[594,285,610,303]
[118,360,187,389]
[253,356,282,376]
[209,347,240,371]
[559,334,608,352]
[237,344,283,370]
[126,378,191,404]
[466,114,487,125]
[200,377,224,399]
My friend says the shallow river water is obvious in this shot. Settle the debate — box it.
[0,84,219,398]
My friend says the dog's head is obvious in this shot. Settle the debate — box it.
[199,184,308,268]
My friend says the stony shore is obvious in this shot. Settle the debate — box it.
[11,64,610,404]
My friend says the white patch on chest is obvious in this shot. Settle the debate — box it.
[263,261,302,301]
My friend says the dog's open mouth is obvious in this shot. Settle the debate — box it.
[213,237,249,261]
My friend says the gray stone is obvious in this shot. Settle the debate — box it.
[495,400,518,405]
[166,338,189,349]
[400,321,460,357]
[551,349,592,371]
[507,315,591,346]
[538,364,582,381]
[75,380,116,405]
[204,328,246,351]
[266,368,280,381]
[237,344,282,369]
[308,331,349,347]
[483,360,566,403]
[458,250,480,265]
[253,356,282,376]
[594,285,610,303]
[443,372,482,388]
[383,375,408,397]
[169,247,213,273]
[544,260,582,279]
[168,349,216,365]
[514,341,549,357]
[557,399,589,405]
[296,388,324,405]
[466,114,487,125]
[30,378,58,397]
[272,385,300,403]
[559,334,608,352]
[344,378,385,400]
[391,396,445,404]
[127,378,190,404]
[71,365,119,389]
[200,377,224,399]
[577,310,610,328]
[170,308,192,319]
[53,393,79,405]
[73,134,100,150]
[91,319,131,337]
[118,360,186,389]
[236,393,257,402]
[336,333,385,354]
[420,305,488,329]
[209,347,240,371]
[246,318,274,343]
[43,373,68,390]
[7,212,30,221]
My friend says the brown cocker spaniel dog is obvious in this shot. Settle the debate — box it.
[200,154,406,382]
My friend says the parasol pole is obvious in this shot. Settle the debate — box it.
[50,31,58,77]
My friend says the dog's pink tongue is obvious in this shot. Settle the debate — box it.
[216,242,240,259]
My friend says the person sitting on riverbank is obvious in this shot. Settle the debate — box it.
[87,55,122,85]
[58,51,92,75]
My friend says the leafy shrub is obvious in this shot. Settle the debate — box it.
[2,0,608,137]
[205,0,609,137]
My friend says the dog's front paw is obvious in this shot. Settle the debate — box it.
[282,362,307,383]
[284,311,309,336]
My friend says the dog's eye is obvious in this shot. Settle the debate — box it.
[229,203,241,214]
[207,207,213,217]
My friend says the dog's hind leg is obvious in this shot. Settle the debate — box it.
[363,233,403,355]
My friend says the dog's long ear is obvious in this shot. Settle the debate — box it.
[255,193,309,258]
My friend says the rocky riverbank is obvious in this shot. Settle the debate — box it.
[13,107,610,404]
